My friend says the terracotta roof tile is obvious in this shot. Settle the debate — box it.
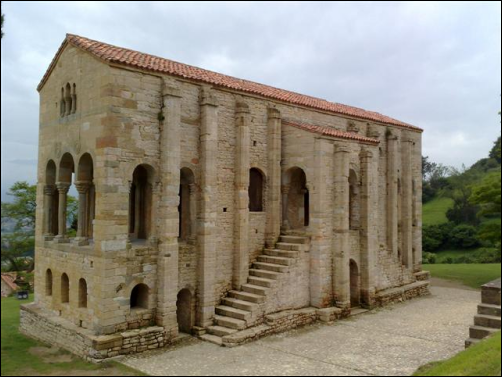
[38,34,422,132]
[283,120,380,145]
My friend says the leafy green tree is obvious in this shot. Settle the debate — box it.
[444,166,481,225]
[489,136,501,163]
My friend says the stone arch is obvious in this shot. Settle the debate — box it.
[60,87,66,117]
[45,269,53,296]
[349,259,360,307]
[249,167,265,212]
[176,288,193,334]
[78,278,88,308]
[58,153,75,184]
[76,153,95,240]
[129,164,156,240]
[71,83,77,114]
[45,160,59,236]
[130,283,149,310]
[282,167,309,230]
[179,167,196,242]
[349,169,361,230]
[64,83,72,116]
[61,273,70,304]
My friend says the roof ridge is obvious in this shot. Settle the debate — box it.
[38,34,422,133]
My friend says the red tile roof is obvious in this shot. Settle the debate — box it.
[1,273,19,293]
[38,34,422,132]
[283,120,380,145]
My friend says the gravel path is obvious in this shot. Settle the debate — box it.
[121,284,479,376]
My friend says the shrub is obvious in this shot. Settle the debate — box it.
[422,252,437,264]
[449,224,480,249]
[422,222,455,252]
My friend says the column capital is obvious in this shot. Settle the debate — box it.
[360,149,374,160]
[235,101,250,115]
[56,182,70,193]
[200,87,218,107]
[281,185,290,195]
[162,84,182,98]
[44,184,56,195]
[267,107,281,120]
[335,145,350,154]
[386,131,399,141]
[75,181,92,194]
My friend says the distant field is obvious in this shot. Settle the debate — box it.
[424,263,501,289]
[422,197,453,226]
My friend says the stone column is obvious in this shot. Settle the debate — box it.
[386,134,399,258]
[333,145,350,307]
[87,184,95,239]
[413,137,423,271]
[74,181,91,246]
[310,138,333,308]
[156,83,181,335]
[197,87,218,328]
[43,185,56,240]
[360,148,377,307]
[54,183,70,243]
[148,181,160,247]
[281,186,290,231]
[401,138,414,269]
[265,108,282,247]
[234,102,250,290]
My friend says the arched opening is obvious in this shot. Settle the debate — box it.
[45,269,53,296]
[61,273,70,304]
[60,87,65,117]
[249,168,265,212]
[349,260,360,307]
[129,165,154,240]
[57,153,75,240]
[176,288,193,334]
[179,168,195,241]
[78,278,88,308]
[282,167,309,230]
[76,154,95,240]
[64,83,72,116]
[71,84,77,114]
[44,160,59,236]
[349,169,361,230]
[130,283,149,310]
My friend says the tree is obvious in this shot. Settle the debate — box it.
[444,166,481,225]
[1,181,77,271]
[489,136,501,164]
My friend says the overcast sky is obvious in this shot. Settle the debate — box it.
[1,1,501,200]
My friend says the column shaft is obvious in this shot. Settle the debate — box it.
[54,183,70,242]
[387,135,399,258]
[402,139,414,268]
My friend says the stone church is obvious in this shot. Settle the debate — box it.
[20,34,429,360]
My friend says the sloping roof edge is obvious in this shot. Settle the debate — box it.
[38,34,422,133]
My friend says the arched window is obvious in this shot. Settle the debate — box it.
[44,160,58,237]
[76,153,95,240]
[64,83,72,116]
[129,165,155,240]
[61,273,70,304]
[60,88,65,117]
[56,153,75,240]
[45,269,53,296]
[349,169,361,230]
[249,168,264,212]
[78,278,88,308]
[71,84,77,114]
[179,168,195,241]
[130,283,149,309]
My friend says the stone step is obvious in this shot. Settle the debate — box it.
[200,333,223,346]
[465,338,481,348]
[478,303,501,317]
[228,290,265,304]
[482,289,501,306]
[242,284,268,296]
[276,242,301,251]
[222,297,258,312]
[216,305,251,321]
[207,325,238,337]
[264,249,299,258]
[214,315,246,330]
[249,269,281,280]
[253,262,288,273]
[248,276,275,288]
[279,235,309,244]
[474,314,501,329]
[469,325,499,340]
[257,255,293,266]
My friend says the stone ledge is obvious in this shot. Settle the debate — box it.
[414,271,430,281]
[374,280,430,307]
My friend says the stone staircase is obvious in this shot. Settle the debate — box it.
[466,278,501,348]
[200,234,310,345]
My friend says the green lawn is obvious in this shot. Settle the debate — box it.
[1,296,145,376]
[433,248,486,263]
[414,331,501,376]
[422,197,454,226]
[424,263,501,289]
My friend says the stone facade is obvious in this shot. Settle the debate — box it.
[21,34,429,360]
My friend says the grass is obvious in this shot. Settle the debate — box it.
[1,296,146,376]
[432,247,487,263]
[414,331,501,376]
[422,197,454,226]
[424,263,501,289]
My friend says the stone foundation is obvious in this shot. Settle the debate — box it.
[374,281,430,307]
[20,303,171,362]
